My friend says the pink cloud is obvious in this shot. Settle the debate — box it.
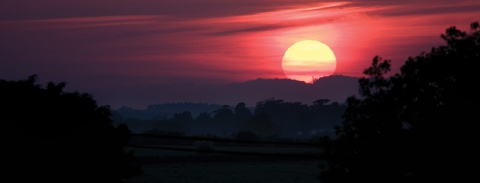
[1,0,479,98]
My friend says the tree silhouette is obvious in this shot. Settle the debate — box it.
[213,105,234,122]
[319,21,479,182]
[212,105,235,136]
[234,102,253,123]
[310,99,345,137]
[243,112,279,139]
[1,75,142,182]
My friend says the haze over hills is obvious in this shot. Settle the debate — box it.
[107,75,360,110]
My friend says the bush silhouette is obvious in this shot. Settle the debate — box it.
[1,75,142,182]
[319,22,479,182]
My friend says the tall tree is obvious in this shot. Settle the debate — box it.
[319,22,479,182]
[234,102,253,123]
[212,105,235,136]
[1,75,142,182]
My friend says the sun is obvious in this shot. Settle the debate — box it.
[282,40,337,83]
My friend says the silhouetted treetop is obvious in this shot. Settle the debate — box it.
[1,75,142,182]
[319,21,479,183]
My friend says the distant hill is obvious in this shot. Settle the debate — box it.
[221,75,360,106]
[108,75,360,110]
[112,75,360,133]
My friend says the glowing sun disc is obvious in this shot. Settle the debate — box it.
[282,40,337,83]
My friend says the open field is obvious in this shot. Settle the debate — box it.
[123,146,323,183]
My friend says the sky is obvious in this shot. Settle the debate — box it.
[1,0,479,108]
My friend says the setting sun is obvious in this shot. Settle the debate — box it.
[282,40,337,83]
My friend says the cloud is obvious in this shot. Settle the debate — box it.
[205,2,376,36]
[2,0,478,21]
[1,0,479,108]
[350,0,480,16]
[0,0,332,20]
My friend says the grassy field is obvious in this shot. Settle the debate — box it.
[123,146,323,183]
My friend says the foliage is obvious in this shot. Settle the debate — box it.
[319,22,479,182]
[1,75,142,182]
[142,99,346,139]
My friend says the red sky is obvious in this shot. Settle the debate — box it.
[1,0,479,108]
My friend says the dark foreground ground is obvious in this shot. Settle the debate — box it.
[123,146,322,183]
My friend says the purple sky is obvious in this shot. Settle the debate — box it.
[1,0,479,108]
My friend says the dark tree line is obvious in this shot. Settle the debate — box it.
[1,75,142,182]
[319,22,479,182]
[138,99,346,140]
[114,102,225,120]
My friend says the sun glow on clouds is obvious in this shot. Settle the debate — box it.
[1,1,480,85]
[189,2,384,80]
